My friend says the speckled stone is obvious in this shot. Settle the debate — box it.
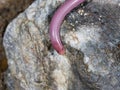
[0,0,34,90]
[3,0,120,90]
[0,0,34,61]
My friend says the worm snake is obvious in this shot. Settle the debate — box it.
[49,0,85,55]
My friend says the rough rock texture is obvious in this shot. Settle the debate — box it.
[3,0,120,90]
[0,0,34,62]
[0,0,34,90]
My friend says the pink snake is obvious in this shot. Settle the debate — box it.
[49,0,85,54]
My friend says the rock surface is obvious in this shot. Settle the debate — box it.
[3,0,120,90]
[0,0,34,62]
[0,0,34,90]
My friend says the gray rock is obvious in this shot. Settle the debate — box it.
[3,0,120,90]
